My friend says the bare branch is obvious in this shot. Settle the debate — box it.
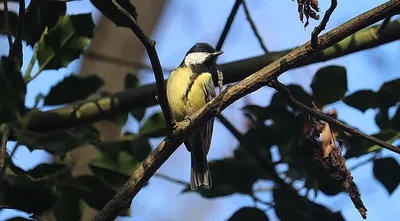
[84,51,174,73]
[311,0,338,49]
[93,2,400,220]
[22,18,400,134]
[215,0,243,51]
[110,0,174,134]
[154,173,189,186]
[9,0,25,65]
[3,0,12,48]
[242,0,268,53]
[268,80,400,154]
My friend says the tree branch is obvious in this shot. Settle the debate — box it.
[84,51,174,73]
[268,80,400,154]
[311,0,337,49]
[3,0,12,48]
[242,0,268,53]
[9,0,25,66]
[0,127,9,169]
[110,0,174,134]
[23,17,400,134]
[215,0,243,51]
[93,2,400,220]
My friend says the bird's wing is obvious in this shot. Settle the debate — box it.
[203,77,216,155]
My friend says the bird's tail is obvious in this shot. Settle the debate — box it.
[190,150,212,190]
[186,131,212,190]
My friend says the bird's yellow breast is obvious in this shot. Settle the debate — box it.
[166,67,212,122]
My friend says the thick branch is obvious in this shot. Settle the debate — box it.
[311,0,338,48]
[93,2,400,220]
[24,18,400,133]
[268,80,400,154]
[110,0,174,133]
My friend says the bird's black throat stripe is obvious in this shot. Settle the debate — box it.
[184,73,201,101]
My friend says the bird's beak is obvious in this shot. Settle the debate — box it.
[212,51,224,57]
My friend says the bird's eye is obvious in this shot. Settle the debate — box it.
[201,49,206,52]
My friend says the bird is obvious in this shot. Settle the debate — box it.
[166,42,223,190]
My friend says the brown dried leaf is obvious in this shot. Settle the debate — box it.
[297,0,320,28]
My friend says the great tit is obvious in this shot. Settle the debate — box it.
[166,42,223,190]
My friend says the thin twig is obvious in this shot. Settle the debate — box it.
[24,44,38,81]
[311,0,338,49]
[84,52,174,73]
[349,154,378,171]
[215,0,243,51]
[0,127,10,168]
[3,0,13,48]
[268,80,400,155]
[110,0,174,134]
[154,173,189,186]
[242,0,268,53]
[90,2,400,219]
[0,141,19,190]
[378,16,392,35]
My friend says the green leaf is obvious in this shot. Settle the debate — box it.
[285,84,314,107]
[89,151,141,188]
[377,79,400,108]
[375,108,391,130]
[123,72,146,121]
[37,14,95,71]
[140,112,167,137]
[0,56,26,123]
[343,90,378,112]
[311,65,347,106]
[23,2,67,46]
[227,207,269,221]
[0,176,56,214]
[373,157,400,194]
[273,187,345,221]
[25,163,70,180]
[90,0,138,27]
[56,175,116,211]
[54,189,82,221]
[392,106,400,131]
[0,10,19,35]
[44,75,104,105]
[345,130,400,158]
[16,126,100,158]
[124,72,139,89]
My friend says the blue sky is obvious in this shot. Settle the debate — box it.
[1,0,400,220]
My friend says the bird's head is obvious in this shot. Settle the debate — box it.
[183,42,223,68]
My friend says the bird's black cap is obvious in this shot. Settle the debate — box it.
[186,42,216,55]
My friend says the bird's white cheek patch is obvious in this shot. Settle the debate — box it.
[184,52,209,66]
